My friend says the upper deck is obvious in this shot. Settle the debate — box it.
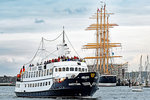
[19,60,88,82]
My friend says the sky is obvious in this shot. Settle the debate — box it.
[0,0,150,76]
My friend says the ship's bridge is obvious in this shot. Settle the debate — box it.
[51,61,88,79]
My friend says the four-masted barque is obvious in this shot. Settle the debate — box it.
[83,3,122,87]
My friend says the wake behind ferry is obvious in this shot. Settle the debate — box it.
[15,28,99,98]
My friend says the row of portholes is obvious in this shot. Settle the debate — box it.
[23,69,53,79]
[55,67,87,72]
[24,81,51,88]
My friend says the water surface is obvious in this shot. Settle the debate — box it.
[0,86,150,100]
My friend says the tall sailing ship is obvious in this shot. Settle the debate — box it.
[15,28,99,98]
[83,3,122,87]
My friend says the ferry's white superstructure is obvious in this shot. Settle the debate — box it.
[15,29,99,97]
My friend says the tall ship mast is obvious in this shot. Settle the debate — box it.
[15,28,99,98]
[83,3,122,87]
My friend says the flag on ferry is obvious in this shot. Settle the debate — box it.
[23,66,25,73]
[20,68,22,75]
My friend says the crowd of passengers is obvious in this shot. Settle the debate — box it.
[29,56,85,67]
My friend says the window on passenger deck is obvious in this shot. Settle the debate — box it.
[47,69,49,75]
[62,67,65,71]
[50,69,52,73]
[23,74,25,78]
[55,68,57,72]
[70,67,74,71]
[44,70,46,76]
[31,72,33,78]
[40,83,42,86]
[39,71,41,77]
[36,71,38,77]
[59,68,61,72]
[35,83,37,87]
[85,69,87,72]
[41,71,43,77]
[29,72,31,78]
[75,67,78,71]
[26,72,28,78]
[46,82,47,86]
[66,67,69,71]
[34,72,35,77]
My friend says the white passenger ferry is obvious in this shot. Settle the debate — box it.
[15,29,99,98]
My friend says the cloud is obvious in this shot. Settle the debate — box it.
[0,0,150,75]
[34,19,45,24]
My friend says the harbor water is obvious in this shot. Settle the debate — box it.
[0,86,150,100]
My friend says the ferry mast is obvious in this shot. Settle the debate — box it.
[83,4,122,74]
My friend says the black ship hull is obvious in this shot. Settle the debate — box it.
[15,72,99,98]
[99,75,116,87]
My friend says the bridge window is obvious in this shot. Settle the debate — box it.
[75,67,78,71]
[70,67,74,71]
[66,67,69,71]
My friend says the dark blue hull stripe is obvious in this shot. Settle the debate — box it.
[15,86,98,97]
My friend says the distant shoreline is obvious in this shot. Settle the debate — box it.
[0,83,15,86]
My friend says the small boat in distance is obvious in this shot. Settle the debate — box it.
[132,55,143,92]
[144,55,150,88]
[132,86,143,92]
[15,28,99,98]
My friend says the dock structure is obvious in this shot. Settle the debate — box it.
[0,75,16,86]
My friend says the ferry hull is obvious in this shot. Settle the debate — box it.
[15,86,97,97]
[15,72,99,98]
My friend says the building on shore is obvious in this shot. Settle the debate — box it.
[0,75,16,86]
